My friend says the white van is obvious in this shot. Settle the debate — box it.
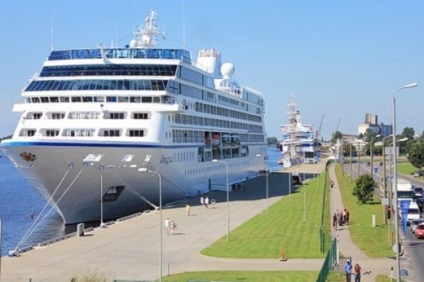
[407,202,421,224]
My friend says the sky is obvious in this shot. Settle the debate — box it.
[0,0,423,140]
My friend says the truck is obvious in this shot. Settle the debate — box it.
[397,178,414,200]
[396,179,419,224]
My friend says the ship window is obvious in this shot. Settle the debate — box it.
[132,113,149,119]
[101,129,121,137]
[51,113,65,119]
[106,96,117,102]
[141,97,152,103]
[26,112,42,119]
[94,96,104,102]
[45,129,60,137]
[118,96,129,102]
[60,97,70,102]
[71,96,82,102]
[128,130,145,137]
[83,96,93,102]
[130,96,141,103]
[109,112,125,119]
[20,129,36,137]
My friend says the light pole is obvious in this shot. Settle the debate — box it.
[256,154,269,214]
[212,159,230,241]
[392,82,417,282]
[370,134,380,180]
[138,167,162,282]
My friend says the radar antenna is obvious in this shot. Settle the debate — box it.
[131,10,166,48]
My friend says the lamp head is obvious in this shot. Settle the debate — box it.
[404,82,418,89]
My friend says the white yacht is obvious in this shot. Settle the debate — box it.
[279,97,320,167]
[0,10,267,224]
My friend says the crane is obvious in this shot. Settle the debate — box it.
[315,114,324,140]
[335,118,341,133]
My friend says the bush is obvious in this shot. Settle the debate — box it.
[352,174,377,204]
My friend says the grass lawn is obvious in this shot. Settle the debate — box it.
[161,270,319,282]
[397,161,420,176]
[335,165,394,258]
[201,172,331,259]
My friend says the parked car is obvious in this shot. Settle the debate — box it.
[415,224,424,239]
[412,170,424,178]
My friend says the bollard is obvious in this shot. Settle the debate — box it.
[372,214,376,227]
[77,223,85,237]
[280,248,287,261]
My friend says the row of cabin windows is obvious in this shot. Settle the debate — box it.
[24,112,150,120]
[194,102,262,123]
[174,114,264,134]
[21,127,264,143]
[20,129,145,137]
[40,64,177,77]
[25,79,168,92]
[26,96,161,104]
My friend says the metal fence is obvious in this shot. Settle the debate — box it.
[316,237,337,282]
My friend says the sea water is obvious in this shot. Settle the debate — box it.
[0,147,283,256]
[0,157,64,256]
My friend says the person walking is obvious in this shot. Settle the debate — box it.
[164,217,170,235]
[354,263,362,282]
[200,196,204,207]
[186,204,191,216]
[344,259,352,282]
[333,213,338,229]
[204,196,209,208]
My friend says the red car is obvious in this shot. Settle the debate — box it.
[415,224,424,239]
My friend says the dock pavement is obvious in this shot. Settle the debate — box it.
[1,160,395,281]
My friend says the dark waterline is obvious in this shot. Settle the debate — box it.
[0,147,282,256]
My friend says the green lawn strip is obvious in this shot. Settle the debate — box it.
[161,270,319,282]
[397,161,419,176]
[335,166,393,258]
[202,173,330,259]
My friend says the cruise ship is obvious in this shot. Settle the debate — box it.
[0,11,267,225]
[278,97,320,167]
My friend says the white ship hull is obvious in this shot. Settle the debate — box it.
[2,140,265,224]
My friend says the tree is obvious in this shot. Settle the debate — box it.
[331,131,343,144]
[401,127,415,141]
[267,137,278,146]
[352,174,377,204]
[407,140,424,169]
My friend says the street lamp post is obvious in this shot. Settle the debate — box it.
[256,154,269,214]
[370,135,381,180]
[392,82,417,282]
[212,159,230,241]
[138,168,162,282]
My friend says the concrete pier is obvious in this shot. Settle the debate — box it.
[1,162,326,281]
